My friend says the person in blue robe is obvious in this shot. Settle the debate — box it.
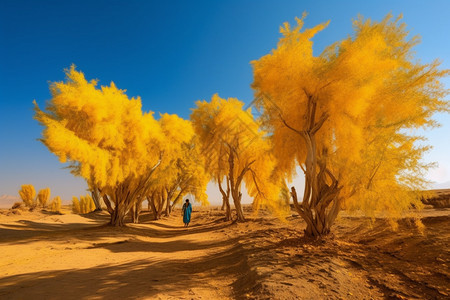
[182,199,192,227]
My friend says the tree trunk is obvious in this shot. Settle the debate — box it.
[102,155,163,226]
[130,198,143,224]
[148,194,158,220]
[218,179,232,221]
[233,191,245,222]
[227,149,254,222]
[109,204,126,227]
[228,151,247,222]
[130,204,137,224]
[164,187,174,217]
[102,193,114,214]
[278,91,343,237]
[156,191,166,219]
[91,186,102,211]
[290,157,342,237]
[221,197,226,211]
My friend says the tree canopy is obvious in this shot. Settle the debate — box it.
[33,14,448,233]
[34,66,166,225]
[251,14,449,236]
[191,94,285,221]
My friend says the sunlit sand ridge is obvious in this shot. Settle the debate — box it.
[0,204,449,299]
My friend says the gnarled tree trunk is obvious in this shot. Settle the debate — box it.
[90,186,102,211]
[130,195,144,224]
[147,192,158,220]
[218,179,231,221]
[281,91,342,237]
[228,151,245,222]
[164,187,174,217]
[100,155,162,226]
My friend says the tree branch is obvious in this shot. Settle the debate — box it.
[311,112,329,135]
[278,113,305,137]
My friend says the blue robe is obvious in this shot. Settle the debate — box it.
[182,203,192,224]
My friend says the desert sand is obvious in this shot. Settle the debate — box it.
[0,204,449,299]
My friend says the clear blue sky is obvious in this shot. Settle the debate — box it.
[1,0,449,202]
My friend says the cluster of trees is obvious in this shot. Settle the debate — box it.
[72,195,96,214]
[34,14,448,236]
[18,184,61,213]
[34,66,209,226]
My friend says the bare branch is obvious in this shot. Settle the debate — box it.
[278,113,306,137]
[311,112,329,135]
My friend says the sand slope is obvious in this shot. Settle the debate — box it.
[0,207,449,299]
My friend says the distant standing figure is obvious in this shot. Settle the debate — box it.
[182,199,192,227]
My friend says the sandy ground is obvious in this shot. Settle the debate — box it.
[0,206,449,300]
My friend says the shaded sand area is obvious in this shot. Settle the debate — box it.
[0,206,449,299]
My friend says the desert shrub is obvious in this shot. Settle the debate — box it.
[11,202,23,210]
[89,197,96,212]
[37,188,51,208]
[74,195,96,214]
[72,196,81,213]
[50,196,62,213]
[18,184,36,208]
[80,196,87,213]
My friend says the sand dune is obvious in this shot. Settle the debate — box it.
[0,195,20,209]
[0,206,449,299]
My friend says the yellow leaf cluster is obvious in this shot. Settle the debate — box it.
[37,188,51,208]
[34,65,164,190]
[72,196,80,213]
[19,184,36,207]
[72,195,95,214]
[191,94,285,214]
[50,196,61,213]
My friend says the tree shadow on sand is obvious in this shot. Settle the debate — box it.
[0,211,233,245]
[0,240,254,299]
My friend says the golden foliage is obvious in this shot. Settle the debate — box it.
[50,196,61,213]
[34,66,166,226]
[19,184,36,207]
[191,94,286,221]
[72,195,95,214]
[142,115,209,221]
[158,114,208,205]
[72,196,81,213]
[34,65,164,189]
[37,188,51,208]
[252,13,449,233]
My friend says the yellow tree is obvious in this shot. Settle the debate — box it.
[170,138,209,210]
[252,14,449,237]
[145,137,209,220]
[19,184,36,208]
[50,196,62,213]
[37,188,51,208]
[131,113,202,222]
[162,136,209,215]
[72,196,81,213]
[191,94,282,222]
[141,139,208,222]
[34,66,164,226]
[76,195,96,214]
